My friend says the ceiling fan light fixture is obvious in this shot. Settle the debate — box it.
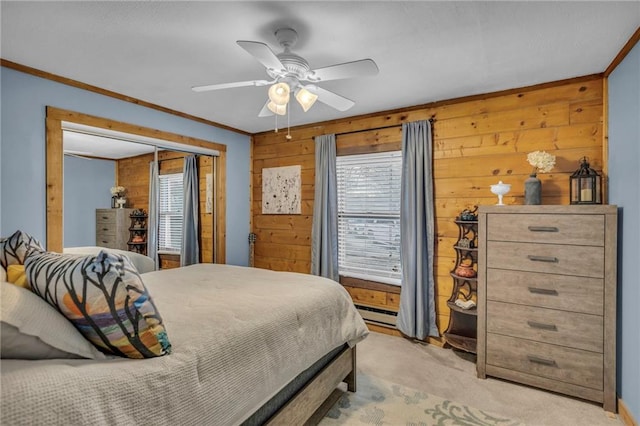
[295,87,318,112]
[267,101,287,116]
[268,82,290,106]
[192,30,379,119]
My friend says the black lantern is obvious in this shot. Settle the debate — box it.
[570,157,601,204]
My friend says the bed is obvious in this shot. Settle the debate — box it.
[1,262,368,425]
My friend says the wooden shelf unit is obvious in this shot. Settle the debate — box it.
[127,211,148,256]
[443,217,478,354]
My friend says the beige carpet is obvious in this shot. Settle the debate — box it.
[320,373,523,425]
[324,332,621,426]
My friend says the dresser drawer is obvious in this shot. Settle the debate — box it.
[96,234,118,248]
[487,241,604,278]
[486,214,604,246]
[486,269,603,315]
[487,301,603,352]
[95,224,116,236]
[96,210,116,225]
[487,333,603,390]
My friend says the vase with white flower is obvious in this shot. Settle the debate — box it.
[110,185,127,208]
[525,151,556,205]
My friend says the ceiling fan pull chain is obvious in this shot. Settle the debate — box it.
[274,112,278,133]
[286,106,292,140]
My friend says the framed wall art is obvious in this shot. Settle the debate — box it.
[262,165,301,214]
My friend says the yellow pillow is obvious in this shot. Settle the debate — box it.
[7,265,29,289]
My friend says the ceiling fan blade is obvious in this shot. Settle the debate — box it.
[191,80,270,92]
[305,59,379,82]
[237,40,286,73]
[307,86,355,111]
[258,100,274,117]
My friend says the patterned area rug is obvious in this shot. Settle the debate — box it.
[320,374,525,426]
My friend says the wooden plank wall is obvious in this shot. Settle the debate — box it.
[117,151,216,265]
[252,77,605,342]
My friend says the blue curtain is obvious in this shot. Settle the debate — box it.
[310,134,339,281]
[181,155,199,266]
[397,120,438,339]
[147,160,159,270]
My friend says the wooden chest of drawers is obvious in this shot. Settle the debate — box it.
[477,205,617,412]
[95,208,133,250]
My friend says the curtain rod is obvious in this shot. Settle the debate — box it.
[157,153,198,161]
[334,117,435,138]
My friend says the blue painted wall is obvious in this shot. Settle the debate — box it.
[63,155,115,247]
[608,41,640,420]
[0,66,250,266]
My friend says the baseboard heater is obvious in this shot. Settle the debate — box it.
[355,304,398,328]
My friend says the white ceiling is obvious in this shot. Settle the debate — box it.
[63,131,157,160]
[62,122,222,159]
[2,2,639,134]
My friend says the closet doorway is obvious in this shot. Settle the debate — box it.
[46,106,227,264]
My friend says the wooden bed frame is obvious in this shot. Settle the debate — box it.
[266,346,356,425]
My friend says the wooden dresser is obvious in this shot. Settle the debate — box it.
[95,208,133,250]
[477,205,617,412]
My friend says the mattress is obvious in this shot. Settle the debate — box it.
[1,264,368,425]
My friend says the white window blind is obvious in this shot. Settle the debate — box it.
[336,151,402,285]
[158,173,183,253]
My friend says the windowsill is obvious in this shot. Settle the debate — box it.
[339,271,401,286]
[339,275,401,294]
[158,250,181,256]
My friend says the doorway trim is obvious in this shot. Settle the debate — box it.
[46,106,227,263]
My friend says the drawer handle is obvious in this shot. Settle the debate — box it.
[528,287,558,296]
[527,355,558,367]
[103,228,109,231]
[528,226,559,232]
[527,355,557,367]
[102,216,109,219]
[102,241,108,244]
[527,255,558,263]
[527,320,558,331]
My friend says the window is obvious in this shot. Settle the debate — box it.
[336,151,402,285]
[158,173,183,253]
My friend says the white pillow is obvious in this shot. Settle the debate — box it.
[0,282,107,360]
[0,266,5,282]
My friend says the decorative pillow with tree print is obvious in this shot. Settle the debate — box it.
[0,230,45,270]
[25,250,171,359]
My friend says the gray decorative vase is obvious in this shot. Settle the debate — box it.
[524,174,541,205]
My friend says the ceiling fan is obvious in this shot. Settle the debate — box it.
[191,28,379,117]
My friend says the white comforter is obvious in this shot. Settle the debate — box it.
[1,264,368,425]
